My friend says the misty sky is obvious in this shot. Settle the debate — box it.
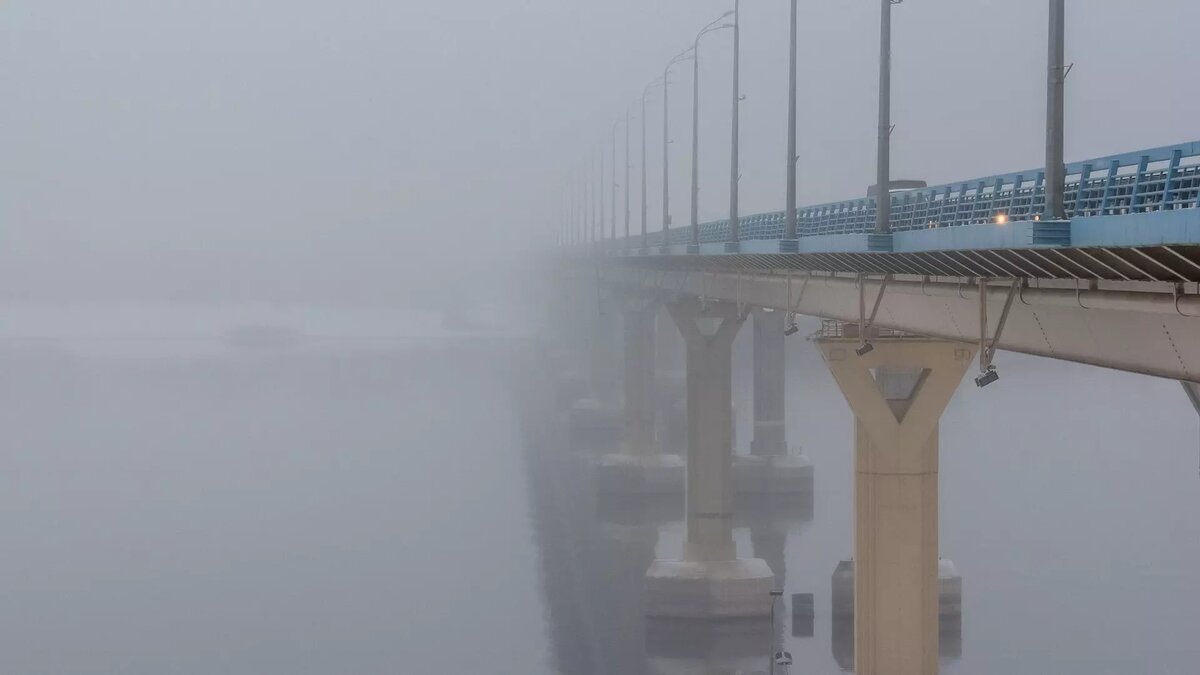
[1,1,1196,303]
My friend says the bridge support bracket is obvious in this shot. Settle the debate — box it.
[784,273,810,336]
[857,274,890,356]
[976,279,1021,387]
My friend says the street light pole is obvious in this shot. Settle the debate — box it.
[611,121,618,241]
[624,108,631,245]
[728,0,742,247]
[785,0,799,240]
[1045,0,1067,220]
[591,150,598,243]
[585,157,591,244]
[662,48,695,245]
[691,46,700,245]
[874,0,897,235]
[663,70,670,240]
[642,87,650,249]
[690,14,735,249]
[599,144,606,242]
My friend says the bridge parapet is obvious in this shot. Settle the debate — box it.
[603,141,1200,251]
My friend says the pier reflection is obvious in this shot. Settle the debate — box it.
[524,353,956,674]
[645,618,773,675]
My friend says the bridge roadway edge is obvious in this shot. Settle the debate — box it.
[582,264,1200,384]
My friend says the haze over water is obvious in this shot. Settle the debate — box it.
[1,308,1197,674]
[3,1,1199,673]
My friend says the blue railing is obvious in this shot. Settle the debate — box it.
[628,141,1200,248]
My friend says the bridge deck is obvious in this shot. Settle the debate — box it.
[591,141,1200,283]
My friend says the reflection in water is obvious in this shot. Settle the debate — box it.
[523,338,1200,674]
[739,493,814,591]
[742,495,813,657]
[829,616,963,671]
[828,560,964,670]
[527,340,824,674]
[645,618,772,675]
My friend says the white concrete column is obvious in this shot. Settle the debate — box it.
[815,337,973,675]
[672,299,743,562]
[735,308,812,498]
[751,308,787,455]
[596,300,684,496]
[645,298,774,619]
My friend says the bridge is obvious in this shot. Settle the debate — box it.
[582,139,1200,384]
[548,2,1200,675]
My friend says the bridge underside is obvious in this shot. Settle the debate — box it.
[593,262,1200,383]
[611,242,1200,283]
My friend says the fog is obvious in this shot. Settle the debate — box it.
[1,1,1198,673]
[4,1,1198,302]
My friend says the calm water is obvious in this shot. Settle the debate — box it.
[0,308,1197,674]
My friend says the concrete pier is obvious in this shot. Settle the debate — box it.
[830,558,964,622]
[644,298,774,619]
[750,308,786,455]
[830,558,965,668]
[816,334,973,675]
[596,301,684,494]
[569,295,622,448]
[733,307,813,499]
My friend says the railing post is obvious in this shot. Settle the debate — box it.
[1074,163,1093,217]
[1100,159,1120,215]
[1161,149,1184,211]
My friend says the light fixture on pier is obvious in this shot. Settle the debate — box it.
[995,213,1009,224]
[784,312,800,336]
[975,366,1000,388]
[855,342,875,357]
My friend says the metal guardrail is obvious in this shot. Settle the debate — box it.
[620,141,1200,248]
[813,320,913,340]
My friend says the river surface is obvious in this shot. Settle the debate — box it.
[0,307,1197,674]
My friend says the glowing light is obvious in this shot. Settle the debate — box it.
[995,213,1009,225]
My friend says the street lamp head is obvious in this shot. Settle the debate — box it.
[666,46,695,69]
[697,23,734,42]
